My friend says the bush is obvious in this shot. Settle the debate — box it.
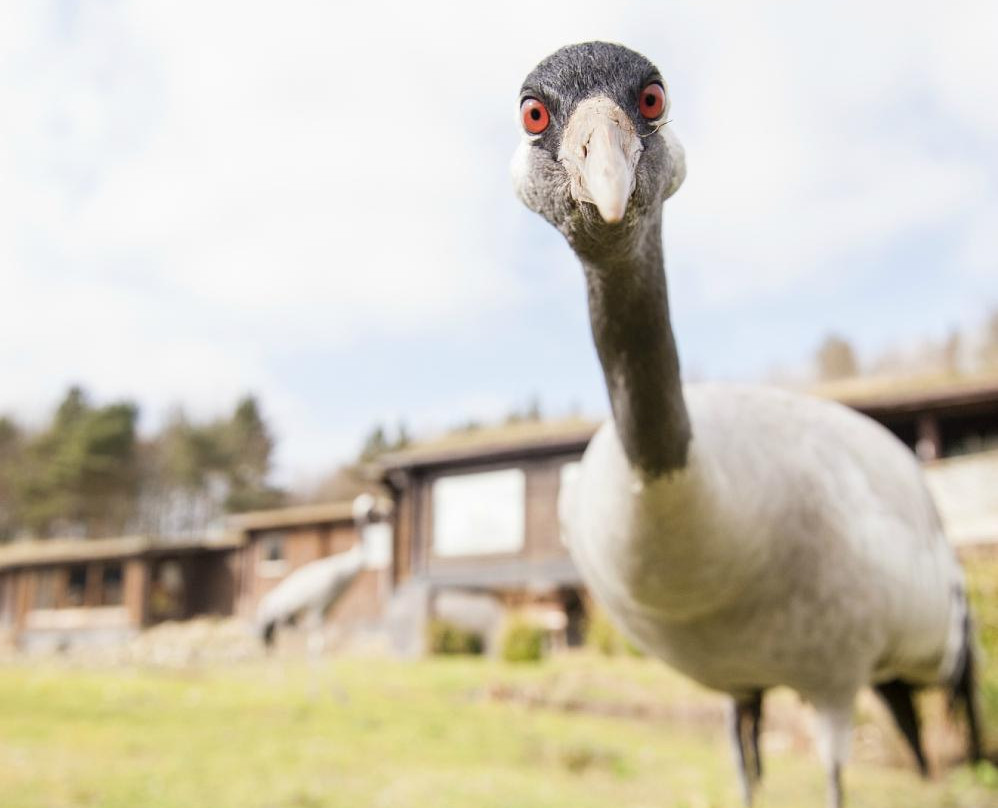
[585,609,620,656]
[427,620,484,655]
[585,608,643,657]
[501,617,545,663]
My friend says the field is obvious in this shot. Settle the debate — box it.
[1,558,997,808]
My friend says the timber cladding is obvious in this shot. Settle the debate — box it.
[238,519,359,617]
[0,538,239,651]
[380,421,595,592]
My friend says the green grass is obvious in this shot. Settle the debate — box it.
[0,556,996,808]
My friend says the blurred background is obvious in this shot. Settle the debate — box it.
[1,2,997,807]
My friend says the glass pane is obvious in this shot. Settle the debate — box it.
[101,563,124,606]
[432,469,525,557]
[65,565,87,607]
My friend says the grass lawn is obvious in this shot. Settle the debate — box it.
[0,558,996,808]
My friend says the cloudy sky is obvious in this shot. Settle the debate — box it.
[1,1,996,482]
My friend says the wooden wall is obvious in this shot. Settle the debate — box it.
[238,520,365,618]
[393,449,582,586]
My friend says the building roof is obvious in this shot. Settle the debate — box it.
[227,500,358,533]
[378,374,998,474]
[378,417,599,472]
[0,500,386,568]
[0,535,239,570]
[809,372,998,416]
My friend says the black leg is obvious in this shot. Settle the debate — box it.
[827,762,842,808]
[954,638,984,763]
[732,691,764,805]
[874,678,928,776]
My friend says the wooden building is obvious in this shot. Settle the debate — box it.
[827,376,998,462]
[4,377,994,656]
[0,535,238,652]
[380,419,596,652]
[0,499,392,652]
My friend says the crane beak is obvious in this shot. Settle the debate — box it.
[558,97,643,224]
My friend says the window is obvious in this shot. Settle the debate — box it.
[432,468,525,557]
[258,531,288,577]
[150,560,185,621]
[260,532,285,561]
[100,563,124,606]
[558,462,581,546]
[65,565,87,607]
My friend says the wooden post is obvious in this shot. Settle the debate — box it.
[916,414,942,462]
[124,559,150,629]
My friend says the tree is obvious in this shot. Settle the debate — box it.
[301,465,377,504]
[15,388,138,537]
[0,416,22,541]
[292,420,409,506]
[219,396,283,513]
[816,335,859,381]
[358,422,411,462]
[138,397,284,532]
[0,388,287,539]
[136,408,225,537]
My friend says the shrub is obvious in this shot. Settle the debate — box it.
[585,608,643,657]
[585,609,623,656]
[501,617,545,663]
[427,620,484,655]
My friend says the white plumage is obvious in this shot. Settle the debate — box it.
[564,385,965,694]
[256,546,364,642]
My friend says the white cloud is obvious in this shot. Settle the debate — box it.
[1,0,996,478]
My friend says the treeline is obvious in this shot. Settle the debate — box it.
[812,307,998,382]
[0,387,283,542]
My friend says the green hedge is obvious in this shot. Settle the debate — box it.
[585,608,643,657]
[501,617,545,663]
[427,620,484,655]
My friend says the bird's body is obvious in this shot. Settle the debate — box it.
[513,41,982,806]
[256,545,364,645]
[564,383,965,701]
[256,494,384,654]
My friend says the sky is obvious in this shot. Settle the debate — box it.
[1,1,996,483]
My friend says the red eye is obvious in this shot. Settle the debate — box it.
[639,82,666,120]
[521,98,550,134]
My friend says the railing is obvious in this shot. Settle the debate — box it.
[924,449,998,546]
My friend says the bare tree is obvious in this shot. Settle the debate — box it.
[816,335,859,381]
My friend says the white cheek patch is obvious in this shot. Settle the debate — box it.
[659,125,686,200]
[510,138,533,201]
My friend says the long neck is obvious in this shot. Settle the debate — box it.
[578,213,690,477]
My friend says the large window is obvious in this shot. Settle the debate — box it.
[65,565,87,607]
[100,563,124,606]
[558,461,581,546]
[432,468,525,557]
